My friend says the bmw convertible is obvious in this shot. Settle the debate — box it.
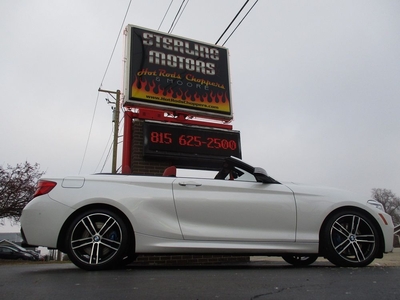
[20,157,394,270]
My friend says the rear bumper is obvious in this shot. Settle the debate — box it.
[20,194,75,248]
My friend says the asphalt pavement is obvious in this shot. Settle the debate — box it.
[250,247,400,267]
[1,250,400,300]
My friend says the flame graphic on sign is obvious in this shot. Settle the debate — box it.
[131,76,231,113]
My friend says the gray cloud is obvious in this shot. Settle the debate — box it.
[0,0,399,200]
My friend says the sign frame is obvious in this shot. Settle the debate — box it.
[124,25,233,120]
[143,121,241,160]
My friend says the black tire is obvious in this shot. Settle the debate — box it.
[321,209,380,267]
[118,252,138,267]
[116,233,137,268]
[65,208,129,271]
[282,255,318,266]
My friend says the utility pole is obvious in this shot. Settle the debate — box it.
[98,88,121,174]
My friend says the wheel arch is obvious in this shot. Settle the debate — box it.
[318,206,385,258]
[56,203,135,254]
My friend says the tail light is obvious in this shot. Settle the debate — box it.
[33,180,57,198]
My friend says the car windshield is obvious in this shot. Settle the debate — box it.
[214,162,257,182]
[175,157,275,183]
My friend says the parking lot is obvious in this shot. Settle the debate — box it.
[251,247,400,267]
[1,249,399,300]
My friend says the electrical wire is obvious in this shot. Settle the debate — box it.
[168,0,186,33]
[215,0,249,45]
[158,0,174,30]
[99,114,125,173]
[95,126,114,173]
[78,92,101,174]
[99,0,132,87]
[79,0,132,174]
[100,141,113,173]
[221,0,258,46]
[170,0,190,33]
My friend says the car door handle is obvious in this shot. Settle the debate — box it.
[178,181,202,187]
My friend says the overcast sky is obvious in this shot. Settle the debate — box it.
[1,0,399,213]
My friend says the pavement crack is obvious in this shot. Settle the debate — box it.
[250,285,305,299]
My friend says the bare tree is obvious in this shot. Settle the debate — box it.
[371,188,400,225]
[0,162,44,221]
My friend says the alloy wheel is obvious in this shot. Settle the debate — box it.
[70,212,123,267]
[329,213,377,265]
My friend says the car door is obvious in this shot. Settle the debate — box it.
[172,176,297,242]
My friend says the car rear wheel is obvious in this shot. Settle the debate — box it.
[322,210,380,267]
[66,209,129,271]
[282,255,318,266]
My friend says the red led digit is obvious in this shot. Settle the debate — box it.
[187,135,194,146]
[179,135,187,146]
[150,131,159,143]
[213,138,221,149]
[229,140,237,150]
[206,137,214,148]
[193,136,202,147]
[163,132,172,144]
[221,139,228,149]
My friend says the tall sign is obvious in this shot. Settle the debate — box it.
[124,25,232,120]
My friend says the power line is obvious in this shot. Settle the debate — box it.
[79,0,132,174]
[95,125,113,173]
[158,0,174,30]
[98,114,125,173]
[99,0,132,87]
[170,0,190,33]
[168,0,186,33]
[79,92,101,174]
[215,0,250,45]
[100,141,113,173]
[221,0,259,46]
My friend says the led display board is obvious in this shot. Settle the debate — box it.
[124,25,232,120]
[143,122,241,159]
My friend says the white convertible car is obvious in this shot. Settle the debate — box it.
[21,157,394,270]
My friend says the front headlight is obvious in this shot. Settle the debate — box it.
[367,199,384,211]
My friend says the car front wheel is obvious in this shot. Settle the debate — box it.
[66,209,129,271]
[322,210,380,267]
